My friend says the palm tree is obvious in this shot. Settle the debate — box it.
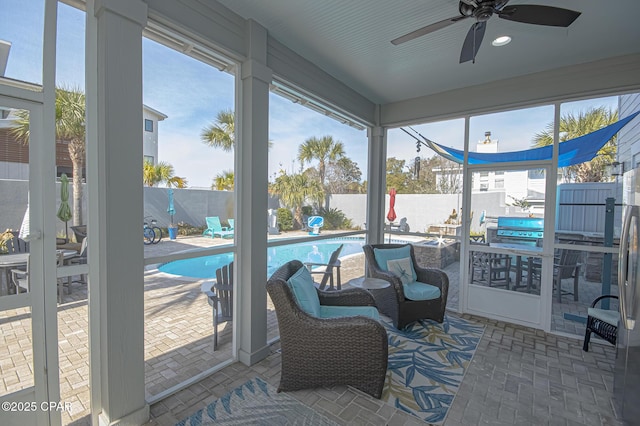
[143,160,188,188]
[201,109,235,151]
[270,171,324,228]
[533,107,618,182]
[212,170,234,190]
[12,86,86,226]
[297,135,345,187]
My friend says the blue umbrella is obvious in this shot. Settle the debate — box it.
[167,189,175,226]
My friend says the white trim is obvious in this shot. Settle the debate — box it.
[144,244,236,266]
[365,125,385,244]
[235,19,271,366]
[541,103,563,332]
[270,79,368,130]
[0,292,32,311]
[143,22,235,72]
[85,1,101,422]
[146,358,236,405]
[142,104,167,120]
[0,78,43,98]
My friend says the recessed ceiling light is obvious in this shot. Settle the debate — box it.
[492,36,511,47]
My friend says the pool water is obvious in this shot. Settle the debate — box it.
[158,237,366,279]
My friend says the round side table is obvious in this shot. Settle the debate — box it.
[348,277,390,290]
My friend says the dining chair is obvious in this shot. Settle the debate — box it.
[469,247,511,289]
[529,247,581,302]
[11,252,67,303]
[6,235,29,254]
[10,257,30,293]
[68,237,89,285]
[56,251,67,303]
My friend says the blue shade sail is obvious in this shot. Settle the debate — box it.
[415,111,640,166]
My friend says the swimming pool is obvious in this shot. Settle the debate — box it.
[158,237,366,279]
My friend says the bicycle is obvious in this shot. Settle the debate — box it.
[143,221,155,245]
[145,216,163,244]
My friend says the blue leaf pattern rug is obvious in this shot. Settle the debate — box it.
[382,315,485,424]
[175,377,338,425]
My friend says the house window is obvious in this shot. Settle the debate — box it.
[144,119,154,132]
[495,179,504,189]
[144,155,154,164]
[479,171,489,177]
[480,183,489,191]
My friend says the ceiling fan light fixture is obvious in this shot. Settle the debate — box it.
[492,35,511,46]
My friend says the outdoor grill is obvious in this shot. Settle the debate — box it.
[494,216,544,248]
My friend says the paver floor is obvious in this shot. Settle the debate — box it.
[147,314,620,426]
[0,232,623,425]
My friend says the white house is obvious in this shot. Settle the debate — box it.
[142,104,168,165]
[0,104,166,180]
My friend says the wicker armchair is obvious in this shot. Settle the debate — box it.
[267,260,388,398]
[363,244,449,329]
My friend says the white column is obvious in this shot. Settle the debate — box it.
[366,125,387,244]
[236,20,272,365]
[87,0,149,424]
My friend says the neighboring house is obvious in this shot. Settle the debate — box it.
[617,93,640,171]
[0,110,29,180]
[0,104,167,179]
[0,39,10,76]
[143,104,168,165]
[433,131,554,216]
[613,93,640,228]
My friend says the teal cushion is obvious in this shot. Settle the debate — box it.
[588,307,619,326]
[403,281,441,301]
[373,246,417,281]
[287,266,321,317]
[319,305,380,321]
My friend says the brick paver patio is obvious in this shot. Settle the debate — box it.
[0,232,621,424]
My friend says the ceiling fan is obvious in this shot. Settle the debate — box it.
[391,0,581,63]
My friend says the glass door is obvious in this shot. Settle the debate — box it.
[463,163,554,328]
[0,96,61,425]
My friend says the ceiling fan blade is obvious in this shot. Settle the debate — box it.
[498,5,581,27]
[391,15,468,45]
[460,21,486,63]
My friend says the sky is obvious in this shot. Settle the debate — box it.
[0,1,621,188]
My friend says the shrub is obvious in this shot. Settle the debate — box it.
[276,208,293,231]
[317,207,353,230]
[177,221,207,236]
[301,205,313,216]
[0,230,14,254]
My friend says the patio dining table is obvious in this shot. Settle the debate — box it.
[0,249,78,296]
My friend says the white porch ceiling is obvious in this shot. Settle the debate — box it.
[217,0,640,105]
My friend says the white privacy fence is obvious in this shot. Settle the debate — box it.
[0,179,618,237]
